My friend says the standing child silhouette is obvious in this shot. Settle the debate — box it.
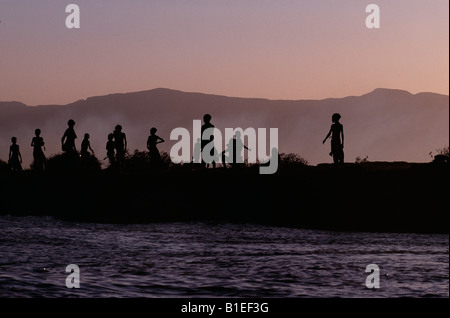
[61,119,78,155]
[113,125,127,172]
[201,114,216,168]
[323,113,344,164]
[222,132,251,168]
[193,138,202,163]
[80,133,94,167]
[106,133,116,168]
[31,129,46,171]
[9,137,23,172]
[147,127,165,165]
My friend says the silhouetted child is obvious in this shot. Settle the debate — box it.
[147,127,164,165]
[232,131,250,165]
[106,133,116,167]
[9,137,22,171]
[31,129,46,171]
[113,124,127,169]
[61,119,78,155]
[201,114,216,168]
[323,113,344,164]
[193,138,201,163]
[222,132,250,168]
[81,133,94,165]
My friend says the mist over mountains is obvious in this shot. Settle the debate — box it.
[0,88,448,167]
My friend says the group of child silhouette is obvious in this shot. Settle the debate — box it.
[8,120,166,173]
[196,113,344,168]
[7,113,344,172]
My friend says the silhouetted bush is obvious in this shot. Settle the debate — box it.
[124,150,149,173]
[0,159,9,174]
[430,146,449,163]
[355,156,369,164]
[124,149,171,173]
[436,146,449,157]
[279,153,308,167]
[45,152,101,174]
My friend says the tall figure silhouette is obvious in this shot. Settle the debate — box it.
[31,129,46,171]
[201,114,216,168]
[323,113,344,164]
[9,137,22,172]
[147,127,164,165]
[113,125,127,172]
[61,119,78,155]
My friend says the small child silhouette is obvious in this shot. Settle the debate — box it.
[147,127,165,164]
[61,119,77,154]
[81,134,94,157]
[106,133,116,167]
[201,114,216,168]
[193,138,201,163]
[113,125,127,170]
[9,137,23,171]
[323,113,344,164]
[80,133,94,166]
[31,129,46,171]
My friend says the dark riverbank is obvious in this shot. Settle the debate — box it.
[0,162,448,234]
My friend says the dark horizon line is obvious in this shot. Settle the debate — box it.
[1,87,448,108]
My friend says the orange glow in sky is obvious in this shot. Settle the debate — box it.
[0,0,448,105]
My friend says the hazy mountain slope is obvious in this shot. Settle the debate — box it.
[0,88,448,167]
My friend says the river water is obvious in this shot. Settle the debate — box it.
[0,215,447,298]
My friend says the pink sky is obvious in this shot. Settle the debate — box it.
[0,0,448,105]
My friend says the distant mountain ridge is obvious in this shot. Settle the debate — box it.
[0,88,448,167]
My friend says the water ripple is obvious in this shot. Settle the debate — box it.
[0,216,447,297]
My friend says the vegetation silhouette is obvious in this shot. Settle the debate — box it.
[355,156,369,164]
[45,152,101,176]
[278,152,308,169]
[0,159,8,174]
[430,145,449,164]
[124,149,171,174]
